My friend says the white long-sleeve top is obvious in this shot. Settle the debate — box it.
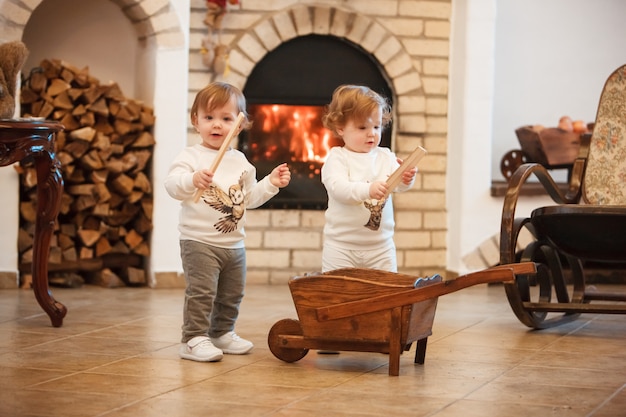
[321,146,414,250]
[164,144,279,249]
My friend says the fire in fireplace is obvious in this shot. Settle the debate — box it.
[240,34,393,209]
[246,104,333,164]
[239,103,341,209]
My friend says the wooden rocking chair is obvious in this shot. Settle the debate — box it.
[500,64,626,329]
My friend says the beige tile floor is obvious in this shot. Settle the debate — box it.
[1,281,625,417]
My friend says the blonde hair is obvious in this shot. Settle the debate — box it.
[190,82,251,129]
[322,85,392,137]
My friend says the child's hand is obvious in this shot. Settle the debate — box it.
[193,169,214,190]
[270,163,291,188]
[402,166,418,185]
[396,157,418,185]
[369,181,388,200]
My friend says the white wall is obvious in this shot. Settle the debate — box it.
[149,35,190,283]
[0,136,19,279]
[148,0,190,282]
[448,0,505,275]
[448,0,626,274]
[491,0,626,182]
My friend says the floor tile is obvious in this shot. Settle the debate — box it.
[0,282,624,417]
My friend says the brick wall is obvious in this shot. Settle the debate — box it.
[188,0,451,284]
[0,0,451,287]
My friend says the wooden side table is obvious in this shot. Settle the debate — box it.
[0,119,66,327]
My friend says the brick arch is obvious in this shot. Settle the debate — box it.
[227,5,425,137]
[0,0,184,48]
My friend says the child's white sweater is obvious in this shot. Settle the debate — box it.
[321,146,413,250]
[165,144,279,249]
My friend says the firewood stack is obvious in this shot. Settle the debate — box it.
[18,59,155,288]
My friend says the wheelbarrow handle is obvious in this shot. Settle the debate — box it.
[315,262,536,322]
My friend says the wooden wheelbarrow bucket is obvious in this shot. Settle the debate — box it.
[268,262,536,376]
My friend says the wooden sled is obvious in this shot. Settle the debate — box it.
[268,262,536,376]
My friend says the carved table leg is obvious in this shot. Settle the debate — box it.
[32,150,67,327]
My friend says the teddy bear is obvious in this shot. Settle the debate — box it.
[0,40,29,119]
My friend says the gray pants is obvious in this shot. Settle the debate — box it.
[179,240,246,343]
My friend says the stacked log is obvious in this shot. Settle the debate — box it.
[18,59,154,287]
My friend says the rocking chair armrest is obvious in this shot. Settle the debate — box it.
[506,162,580,205]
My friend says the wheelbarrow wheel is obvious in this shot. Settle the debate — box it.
[268,319,309,363]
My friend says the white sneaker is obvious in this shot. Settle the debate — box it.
[180,336,223,362]
[211,331,254,354]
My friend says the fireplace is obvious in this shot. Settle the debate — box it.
[240,34,393,209]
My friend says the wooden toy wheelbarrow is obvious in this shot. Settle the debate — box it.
[268,262,536,376]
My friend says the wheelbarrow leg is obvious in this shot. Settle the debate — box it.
[389,307,402,376]
[414,338,428,365]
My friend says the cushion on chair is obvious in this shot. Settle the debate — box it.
[530,205,626,261]
[583,65,626,205]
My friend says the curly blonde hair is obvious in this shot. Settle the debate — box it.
[190,81,252,129]
[322,85,392,138]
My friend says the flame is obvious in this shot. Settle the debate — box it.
[249,104,333,163]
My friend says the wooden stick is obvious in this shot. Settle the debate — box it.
[383,145,427,199]
[193,112,245,203]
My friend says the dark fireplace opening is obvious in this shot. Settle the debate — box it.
[241,34,392,209]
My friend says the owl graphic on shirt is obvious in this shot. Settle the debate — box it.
[202,172,247,233]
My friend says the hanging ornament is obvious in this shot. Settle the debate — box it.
[200,35,216,69]
[202,0,241,74]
